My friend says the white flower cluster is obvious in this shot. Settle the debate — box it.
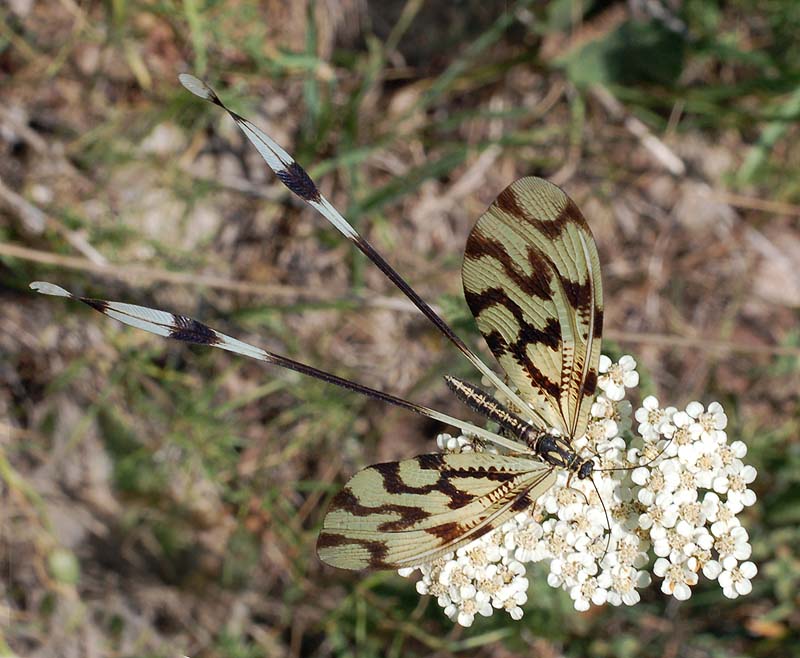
[632,392,758,602]
[398,355,758,626]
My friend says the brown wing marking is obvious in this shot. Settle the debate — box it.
[462,177,603,438]
[317,452,556,570]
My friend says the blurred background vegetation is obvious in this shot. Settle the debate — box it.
[2,0,799,656]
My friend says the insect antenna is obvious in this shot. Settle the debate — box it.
[177,74,552,429]
[30,281,528,453]
[589,474,613,561]
[594,435,677,474]
[588,435,680,561]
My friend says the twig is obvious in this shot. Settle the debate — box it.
[0,176,107,264]
[0,242,420,312]
[707,190,800,217]
[0,177,46,233]
[606,329,799,358]
[7,243,793,357]
[590,84,686,176]
[0,106,49,153]
[0,422,50,450]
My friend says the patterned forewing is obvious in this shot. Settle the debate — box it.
[317,452,555,570]
[462,177,603,438]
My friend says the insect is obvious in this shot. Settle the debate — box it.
[32,74,603,571]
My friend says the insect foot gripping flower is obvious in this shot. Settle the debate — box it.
[399,356,757,626]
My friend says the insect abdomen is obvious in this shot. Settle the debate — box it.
[444,376,533,440]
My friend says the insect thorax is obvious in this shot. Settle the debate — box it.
[444,376,594,479]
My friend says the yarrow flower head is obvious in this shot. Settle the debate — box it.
[400,355,758,626]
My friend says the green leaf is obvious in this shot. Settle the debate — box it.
[766,484,800,525]
[558,20,686,88]
[48,548,80,585]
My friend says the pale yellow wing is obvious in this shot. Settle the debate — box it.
[462,177,603,439]
[317,452,556,570]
